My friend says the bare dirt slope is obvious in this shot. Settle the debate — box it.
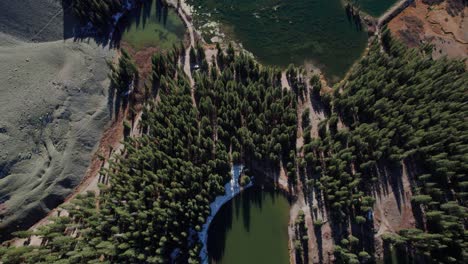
[0,0,117,240]
[388,0,467,65]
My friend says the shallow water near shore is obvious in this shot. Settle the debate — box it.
[122,0,186,50]
[207,186,290,264]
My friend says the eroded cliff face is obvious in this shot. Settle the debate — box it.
[0,0,114,241]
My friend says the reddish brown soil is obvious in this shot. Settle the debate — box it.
[121,43,161,88]
[388,0,467,66]
[81,114,125,188]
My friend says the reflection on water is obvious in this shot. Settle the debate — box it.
[207,186,290,264]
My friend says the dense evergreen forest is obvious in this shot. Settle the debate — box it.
[301,28,467,263]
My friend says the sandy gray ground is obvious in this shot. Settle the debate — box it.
[0,0,115,241]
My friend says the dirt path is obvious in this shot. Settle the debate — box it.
[306,86,335,264]
[289,93,307,263]
[378,0,414,28]
[285,81,333,263]
[168,0,197,107]
[281,71,291,90]
[374,0,414,54]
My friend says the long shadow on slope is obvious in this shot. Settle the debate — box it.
[63,0,157,49]
[61,0,77,40]
[374,161,406,213]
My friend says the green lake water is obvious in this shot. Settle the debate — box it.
[355,0,398,17]
[189,0,369,82]
[189,0,397,82]
[122,0,186,50]
[207,187,290,264]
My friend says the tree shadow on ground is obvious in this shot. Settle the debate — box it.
[310,92,330,118]
[373,161,406,212]
[403,157,426,230]
[62,0,162,49]
[207,195,234,262]
[351,220,376,260]
[314,225,324,264]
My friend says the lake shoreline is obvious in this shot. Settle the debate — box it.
[198,165,253,263]
[185,0,379,84]
[206,180,291,264]
[200,162,294,263]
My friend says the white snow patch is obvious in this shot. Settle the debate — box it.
[198,164,253,263]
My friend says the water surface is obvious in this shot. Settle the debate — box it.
[207,187,290,264]
[122,0,186,50]
[190,0,369,82]
[355,0,398,17]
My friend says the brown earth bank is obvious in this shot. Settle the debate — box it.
[388,0,467,66]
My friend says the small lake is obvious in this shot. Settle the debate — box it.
[207,186,290,264]
[121,0,186,51]
[189,0,397,82]
[189,0,368,82]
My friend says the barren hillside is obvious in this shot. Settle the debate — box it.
[0,0,114,241]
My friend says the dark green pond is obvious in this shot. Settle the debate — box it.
[121,0,186,50]
[190,0,371,82]
[207,187,290,264]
